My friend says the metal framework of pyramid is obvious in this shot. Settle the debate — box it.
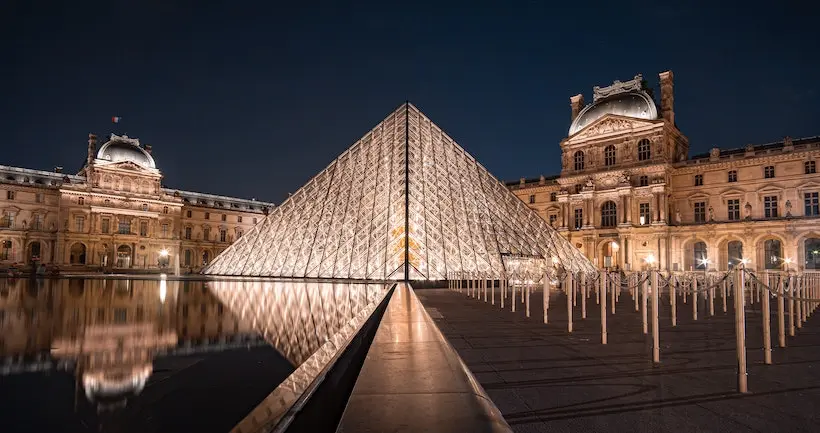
[204,103,595,280]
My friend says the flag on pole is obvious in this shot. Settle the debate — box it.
[112,116,122,123]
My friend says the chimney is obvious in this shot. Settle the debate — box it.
[87,133,97,166]
[570,94,585,122]
[54,166,63,174]
[659,71,674,124]
[144,144,152,154]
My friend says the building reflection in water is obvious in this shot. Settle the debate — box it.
[0,276,389,426]
[0,277,259,412]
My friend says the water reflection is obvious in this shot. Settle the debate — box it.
[0,278,260,409]
[0,277,390,433]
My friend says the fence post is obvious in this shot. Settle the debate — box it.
[789,273,795,337]
[543,272,549,324]
[671,273,677,327]
[777,273,786,347]
[581,272,587,319]
[735,268,749,393]
[709,274,715,316]
[693,276,699,321]
[601,271,607,344]
[566,272,573,332]
[652,270,660,364]
[761,277,772,365]
[611,271,616,315]
[642,274,648,335]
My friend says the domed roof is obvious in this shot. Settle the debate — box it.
[97,135,156,169]
[569,91,658,135]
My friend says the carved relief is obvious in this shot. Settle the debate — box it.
[577,118,635,139]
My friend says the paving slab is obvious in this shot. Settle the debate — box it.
[417,287,820,433]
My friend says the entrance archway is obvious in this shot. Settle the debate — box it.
[693,241,708,270]
[764,239,782,270]
[27,241,42,264]
[806,238,820,270]
[69,243,87,265]
[116,245,132,268]
[600,240,619,269]
[727,241,743,269]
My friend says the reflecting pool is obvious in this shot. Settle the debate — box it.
[0,277,390,433]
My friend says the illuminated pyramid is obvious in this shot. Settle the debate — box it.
[204,103,595,280]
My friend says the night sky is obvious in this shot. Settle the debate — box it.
[2,1,818,204]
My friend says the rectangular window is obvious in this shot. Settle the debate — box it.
[185,227,192,240]
[6,191,14,200]
[728,170,737,183]
[203,227,210,241]
[550,192,557,202]
[548,214,557,226]
[118,220,131,234]
[238,216,243,223]
[0,213,12,229]
[528,194,535,204]
[573,208,583,230]
[694,202,706,223]
[219,230,227,242]
[161,223,169,238]
[639,176,648,187]
[32,214,43,230]
[764,166,775,179]
[764,196,778,218]
[0,240,11,260]
[74,216,85,232]
[694,174,703,186]
[78,197,84,205]
[101,218,110,234]
[221,214,227,222]
[35,193,43,203]
[805,192,819,217]
[186,210,192,218]
[806,161,816,174]
[639,203,650,225]
[205,212,210,220]
[727,199,740,221]
[139,221,148,236]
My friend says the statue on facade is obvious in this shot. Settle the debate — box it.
[744,202,752,220]
[708,206,714,222]
[619,172,630,185]
[584,178,594,189]
[675,208,682,224]
[786,200,792,217]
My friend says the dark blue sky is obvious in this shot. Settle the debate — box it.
[2,1,818,203]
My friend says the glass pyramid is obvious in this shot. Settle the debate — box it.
[204,103,595,280]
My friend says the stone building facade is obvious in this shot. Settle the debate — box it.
[0,133,274,274]
[509,71,820,272]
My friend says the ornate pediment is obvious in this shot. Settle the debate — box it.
[569,115,656,141]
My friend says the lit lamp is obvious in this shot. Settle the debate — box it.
[644,254,656,269]
[783,257,793,271]
[159,249,169,258]
[739,258,750,269]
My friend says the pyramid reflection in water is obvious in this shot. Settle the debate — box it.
[205,103,594,280]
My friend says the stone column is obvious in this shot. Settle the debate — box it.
[621,195,628,224]
[659,193,667,223]
[659,237,668,270]
[560,202,567,228]
[652,193,660,223]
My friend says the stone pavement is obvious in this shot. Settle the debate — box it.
[417,287,820,433]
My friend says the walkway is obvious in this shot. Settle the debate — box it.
[417,287,820,432]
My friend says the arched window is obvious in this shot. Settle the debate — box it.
[574,151,585,171]
[727,241,743,269]
[694,241,708,270]
[69,243,86,265]
[600,201,617,228]
[764,239,782,269]
[637,139,651,161]
[805,238,820,270]
[604,145,616,166]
